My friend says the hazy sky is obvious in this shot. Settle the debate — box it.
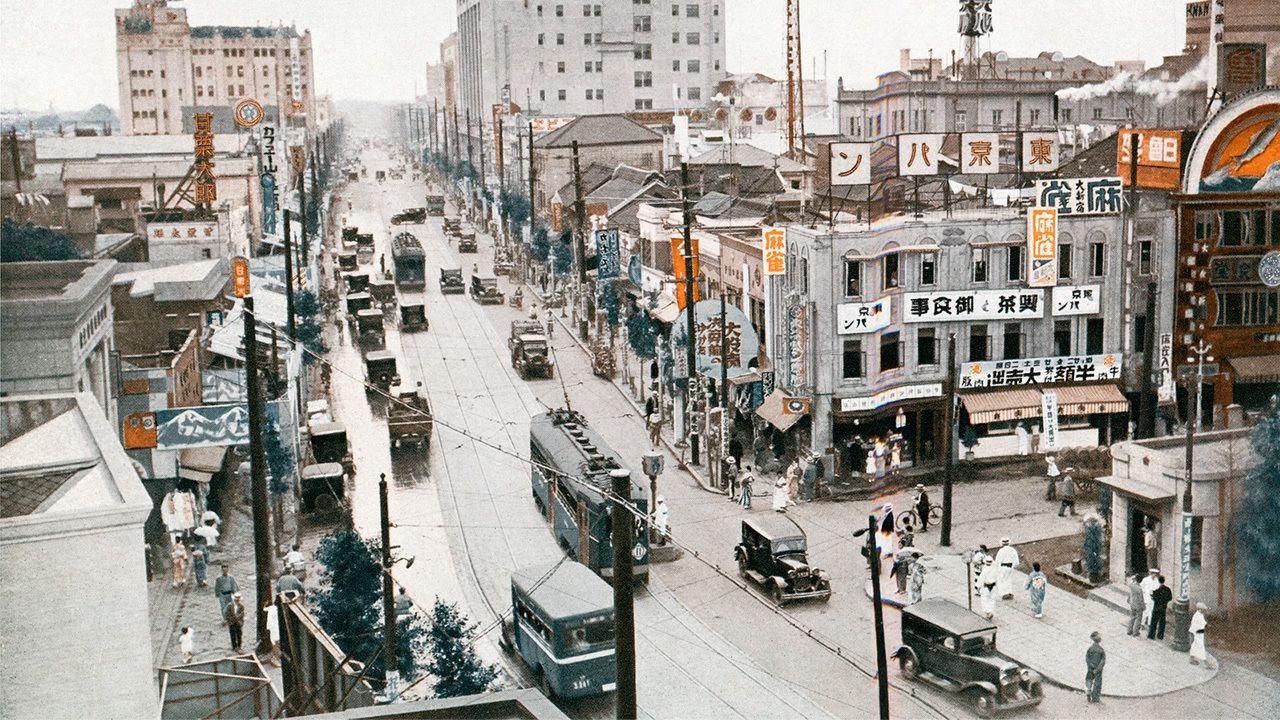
[0,0,1188,111]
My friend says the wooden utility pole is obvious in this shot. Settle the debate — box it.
[680,162,700,464]
[478,117,488,202]
[528,122,536,238]
[1138,282,1158,438]
[282,209,296,342]
[298,159,309,259]
[940,333,956,547]
[571,140,590,340]
[379,473,400,699]
[452,106,461,166]
[610,469,637,719]
[465,109,474,176]
[8,128,22,193]
[496,115,506,192]
[442,104,450,163]
[863,513,890,720]
[243,296,274,654]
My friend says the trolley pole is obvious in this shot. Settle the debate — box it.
[940,333,957,547]
[610,469,637,719]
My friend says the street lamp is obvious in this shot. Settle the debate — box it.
[641,450,664,544]
[1171,340,1212,652]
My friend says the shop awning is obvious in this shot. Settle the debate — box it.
[179,446,227,483]
[1052,384,1129,416]
[1095,473,1175,503]
[1229,355,1280,383]
[649,298,681,324]
[756,389,807,432]
[729,371,761,386]
[960,388,1043,425]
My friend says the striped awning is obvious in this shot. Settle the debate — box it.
[1052,384,1129,417]
[1229,355,1280,383]
[960,388,1043,425]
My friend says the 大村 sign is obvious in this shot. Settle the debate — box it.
[839,383,943,413]
[904,289,1044,323]
[837,296,892,335]
[193,112,216,203]
[829,142,872,185]
[1034,177,1124,216]
[958,354,1123,390]
[674,300,760,379]
[594,229,620,279]
[1051,285,1102,316]
[1027,207,1058,288]
[762,226,785,276]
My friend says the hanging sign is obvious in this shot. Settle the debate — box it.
[670,236,701,310]
[1157,333,1175,402]
[829,142,872,185]
[674,300,760,379]
[232,256,250,298]
[762,226,786,275]
[1041,391,1060,450]
[193,112,217,203]
[839,383,943,413]
[594,229,620,279]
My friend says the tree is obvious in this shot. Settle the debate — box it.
[552,230,573,276]
[294,289,326,358]
[1240,399,1280,600]
[626,302,658,361]
[599,280,622,328]
[423,598,496,698]
[498,188,530,239]
[1,219,81,263]
[531,225,550,263]
[264,417,294,497]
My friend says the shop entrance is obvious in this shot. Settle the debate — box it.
[1128,505,1161,576]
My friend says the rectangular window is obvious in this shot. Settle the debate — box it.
[555,4,564,16]
[672,60,680,71]
[687,87,701,101]
[595,60,602,72]
[1062,108,1072,123]
[1248,209,1268,245]
[1089,242,1104,276]
[583,3,592,16]
[968,325,990,362]
[634,99,653,110]
[1003,323,1023,360]
[537,5,543,16]
[992,109,1003,128]
[1008,244,1026,282]
[972,248,989,283]
[586,89,594,100]
[585,62,593,73]
[672,3,679,15]
[842,340,864,379]
[880,332,902,372]
[1086,318,1104,355]
[954,110,966,131]
[635,71,652,87]
[1139,240,1152,275]
[557,33,565,45]
[538,33,545,45]
[714,3,719,15]
[558,89,566,100]
[919,253,936,286]
[1058,243,1072,279]
[595,4,602,16]
[1221,211,1243,246]
[882,252,900,289]
[1093,107,1103,120]
[686,32,701,45]
[635,44,652,59]
[844,260,861,297]
[688,59,700,73]
[1195,211,1216,240]
[540,90,546,101]
[1030,108,1041,125]
[1190,516,1203,569]
[584,33,593,44]
[634,16,650,31]
[557,62,565,73]
[672,31,680,43]
[686,3,700,17]
[917,328,937,366]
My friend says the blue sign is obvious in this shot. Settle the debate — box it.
[595,229,620,279]
[628,254,643,287]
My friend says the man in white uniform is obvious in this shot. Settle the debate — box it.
[978,557,998,619]
[1140,568,1160,630]
[994,537,1020,600]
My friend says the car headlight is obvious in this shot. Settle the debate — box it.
[1020,669,1031,682]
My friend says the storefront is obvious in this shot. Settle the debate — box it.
[830,383,946,478]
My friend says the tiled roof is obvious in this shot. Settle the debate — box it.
[534,114,662,148]
[688,144,808,173]
[554,162,614,202]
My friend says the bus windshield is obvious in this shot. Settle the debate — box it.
[565,615,616,656]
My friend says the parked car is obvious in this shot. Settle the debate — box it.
[733,515,831,605]
[893,598,1043,717]
[457,231,478,253]
[439,267,465,294]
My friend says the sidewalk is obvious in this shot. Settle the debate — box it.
[866,553,1219,697]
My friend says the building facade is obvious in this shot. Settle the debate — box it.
[115,0,317,136]
[532,114,664,209]
[456,0,726,120]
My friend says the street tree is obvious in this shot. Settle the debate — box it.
[626,302,658,361]
[423,598,496,698]
[1240,399,1280,600]
[294,289,326,358]
[531,225,550,263]
[1,219,81,262]
[552,230,573,276]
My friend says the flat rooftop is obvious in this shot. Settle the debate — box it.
[0,260,115,302]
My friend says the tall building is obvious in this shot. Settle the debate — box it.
[455,1,726,120]
[114,0,317,136]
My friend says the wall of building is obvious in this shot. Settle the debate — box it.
[534,140,663,209]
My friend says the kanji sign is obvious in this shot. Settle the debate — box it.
[839,383,943,413]
[786,304,808,388]
[1034,177,1124,216]
[260,124,279,235]
[594,229,620,279]
[898,133,945,176]
[232,256,250,298]
[762,226,786,276]
[1050,285,1101,315]
[675,300,760,379]
[1041,391,1060,450]
[829,142,872,185]
[670,236,701,310]
[904,289,1044,323]
[1219,43,1268,98]
[837,296,892,335]
[1157,333,1175,402]
[192,112,217,204]
[1027,207,1058,288]
[148,221,220,243]
[959,354,1123,390]
[1117,128,1182,189]
[233,98,264,129]
[960,133,1000,175]
[1021,132,1059,172]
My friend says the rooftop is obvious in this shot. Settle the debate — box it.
[688,144,809,173]
[36,134,251,163]
[113,258,227,301]
[0,260,115,302]
[513,561,613,619]
[534,114,662,149]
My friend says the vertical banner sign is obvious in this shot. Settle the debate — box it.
[1157,332,1175,402]
[232,256,251,298]
[1027,207,1058,287]
[670,236,700,310]
[829,142,872,185]
[259,124,278,235]
[594,228,620,279]
[1041,390,1059,450]
[192,112,217,203]
[762,226,786,275]
[786,304,808,388]
[898,133,946,176]
[289,37,304,115]
[960,133,1000,174]
[1021,132,1060,172]
[1179,511,1194,599]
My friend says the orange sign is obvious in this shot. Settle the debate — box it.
[670,236,701,310]
[1027,208,1058,288]
[232,256,250,298]
[123,411,158,450]
[1117,129,1182,189]
[762,226,786,276]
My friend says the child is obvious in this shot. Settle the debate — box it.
[179,626,195,664]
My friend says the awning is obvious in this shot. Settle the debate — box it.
[756,389,807,432]
[1229,355,1280,383]
[960,388,1043,425]
[1052,384,1129,416]
[649,298,680,324]
[179,446,227,483]
[1095,473,1175,503]
[729,371,761,386]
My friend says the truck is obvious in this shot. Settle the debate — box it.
[457,230,478,253]
[388,382,433,451]
[425,195,446,216]
[509,320,555,379]
[392,232,426,290]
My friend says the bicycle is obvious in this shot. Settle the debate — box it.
[897,502,943,533]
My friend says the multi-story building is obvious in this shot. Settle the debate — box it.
[114,0,317,136]
[455,0,726,120]
[1184,0,1280,86]
[532,114,664,209]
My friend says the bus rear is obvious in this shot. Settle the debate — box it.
[511,562,616,699]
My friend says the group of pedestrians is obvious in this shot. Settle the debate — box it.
[971,538,1037,619]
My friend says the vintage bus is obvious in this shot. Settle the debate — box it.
[504,561,617,699]
[391,232,425,290]
[529,409,649,584]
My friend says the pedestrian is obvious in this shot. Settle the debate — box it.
[1025,562,1048,618]
[170,542,188,589]
[1143,523,1159,571]
[1148,575,1173,640]
[978,556,998,619]
[224,593,246,653]
[284,544,307,581]
[214,564,239,622]
[263,601,280,663]
[723,456,738,501]
[179,626,195,664]
[1189,602,1211,667]
[738,465,754,509]
[913,483,931,531]
[194,519,219,551]
[908,551,926,605]
[771,476,788,513]
[994,537,1020,599]
[647,410,662,446]
[785,459,800,504]
[1045,454,1060,501]
[891,547,913,595]
[1058,468,1077,516]
[653,495,670,543]
[191,541,209,587]
[801,456,818,502]
[544,308,554,338]
[1140,568,1160,630]
[277,571,305,600]
[1085,631,1106,703]
[971,544,990,598]
[1126,574,1146,636]
[395,587,414,616]
[877,504,897,565]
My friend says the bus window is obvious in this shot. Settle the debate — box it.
[566,616,616,655]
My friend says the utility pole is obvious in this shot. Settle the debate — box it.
[857,514,891,720]
[1172,339,1213,652]
[465,109,474,193]
[452,106,461,167]
[1124,130,1141,431]
[442,105,450,164]
[496,115,506,195]
[571,141,590,341]
[528,122,536,242]
[9,128,22,193]
[680,162,700,465]
[243,296,274,655]
[379,473,400,700]
[282,209,296,342]
[1138,282,1158,438]
[610,469,637,720]
[940,333,956,547]
[298,158,309,260]
[478,117,488,211]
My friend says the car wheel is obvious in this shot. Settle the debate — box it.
[898,653,919,681]
[1029,681,1042,698]
[970,690,995,718]
[771,583,786,605]
[737,556,748,579]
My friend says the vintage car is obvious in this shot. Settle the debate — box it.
[388,382,433,451]
[337,251,359,272]
[344,291,372,316]
[439,267,465,294]
[368,278,397,308]
[391,207,426,224]
[425,195,446,216]
[364,350,398,391]
[355,308,385,347]
[733,515,831,605]
[492,251,514,276]
[509,320,554,379]
[300,463,346,514]
[399,302,428,332]
[308,422,353,475]
[893,598,1043,717]
[457,231,478,254]
[469,273,503,304]
[443,217,462,235]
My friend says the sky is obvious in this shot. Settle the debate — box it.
[0,0,1188,111]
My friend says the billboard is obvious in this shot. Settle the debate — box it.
[904,289,1044,323]
[1021,131,1060,172]
[897,134,946,176]
[1027,207,1058,288]
[762,226,786,276]
[674,300,761,379]
[958,354,1123,390]
[960,133,1000,175]
[829,142,872,185]
[1034,177,1123,216]
[1117,129,1182,189]
[1050,285,1102,316]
